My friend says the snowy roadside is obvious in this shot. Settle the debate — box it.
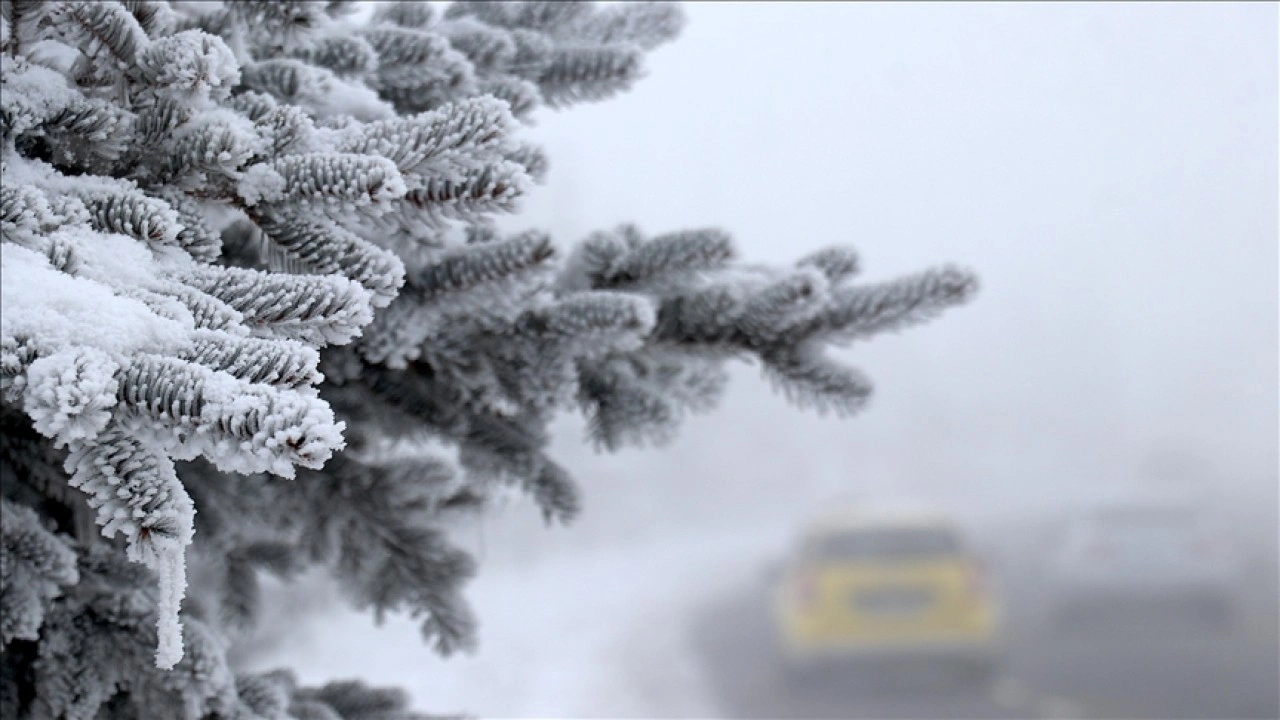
[243,523,788,717]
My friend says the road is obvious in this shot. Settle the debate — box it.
[687,541,1279,719]
[246,516,1276,718]
[688,577,1278,719]
[689,578,1059,719]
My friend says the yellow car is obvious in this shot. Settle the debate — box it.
[771,508,1001,685]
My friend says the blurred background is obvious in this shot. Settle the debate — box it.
[243,3,1279,718]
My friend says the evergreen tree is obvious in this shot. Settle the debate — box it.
[0,2,977,717]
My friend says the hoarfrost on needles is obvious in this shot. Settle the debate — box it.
[0,1,975,715]
[0,244,191,358]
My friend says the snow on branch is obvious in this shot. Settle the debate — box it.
[1,2,977,714]
[183,264,374,346]
[252,210,406,307]
[0,499,79,647]
[63,428,194,669]
[45,0,148,69]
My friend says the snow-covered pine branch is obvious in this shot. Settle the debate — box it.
[1,1,976,716]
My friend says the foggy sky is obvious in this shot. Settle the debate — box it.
[253,5,1278,713]
[486,2,1279,533]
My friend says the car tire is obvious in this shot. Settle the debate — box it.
[1196,595,1237,632]
[947,657,997,691]
[779,657,821,694]
[1050,603,1080,633]
[971,658,999,687]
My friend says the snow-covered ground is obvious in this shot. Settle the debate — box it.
[244,523,790,717]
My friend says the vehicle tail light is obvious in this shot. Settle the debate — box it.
[967,560,988,598]
[794,570,818,606]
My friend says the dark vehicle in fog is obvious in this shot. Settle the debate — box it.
[1044,498,1246,630]
[769,509,1002,688]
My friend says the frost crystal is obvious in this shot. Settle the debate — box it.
[23,347,119,447]
[0,2,975,716]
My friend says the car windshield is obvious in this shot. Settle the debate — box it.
[810,527,962,560]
